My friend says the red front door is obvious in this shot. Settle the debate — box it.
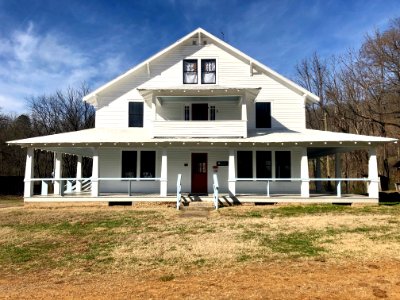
[191,153,208,194]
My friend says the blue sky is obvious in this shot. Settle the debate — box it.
[0,0,399,114]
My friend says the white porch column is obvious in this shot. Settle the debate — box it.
[335,152,341,196]
[368,147,379,199]
[91,148,99,197]
[76,155,83,193]
[160,148,168,197]
[300,147,310,198]
[228,149,236,196]
[24,148,34,198]
[315,158,322,192]
[241,97,248,138]
[54,152,63,195]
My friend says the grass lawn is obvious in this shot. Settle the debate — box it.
[1,198,400,299]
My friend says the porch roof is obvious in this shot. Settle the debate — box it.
[8,127,396,151]
[137,86,262,98]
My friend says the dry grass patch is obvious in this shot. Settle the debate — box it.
[0,203,400,276]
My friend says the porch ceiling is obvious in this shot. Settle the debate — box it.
[157,95,240,105]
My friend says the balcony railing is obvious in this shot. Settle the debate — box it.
[152,120,247,138]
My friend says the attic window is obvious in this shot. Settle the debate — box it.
[201,59,216,84]
[183,59,198,84]
[192,40,197,45]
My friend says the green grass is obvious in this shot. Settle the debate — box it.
[0,241,59,264]
[261,231,325,257]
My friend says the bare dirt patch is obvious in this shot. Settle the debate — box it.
[1,260,400,299]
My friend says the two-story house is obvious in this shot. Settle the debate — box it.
[9,28,396,206]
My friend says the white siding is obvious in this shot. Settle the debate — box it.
[94,42,306,131]
[98,146,302,195]
[98,148,160,194]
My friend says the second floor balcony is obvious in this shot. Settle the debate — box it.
[151,95,247,138]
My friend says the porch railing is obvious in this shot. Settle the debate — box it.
[28,177,161,196]
[176,174,182,210]
[213,173,219,210]
[152,120,247,138]
[235,178,370,198]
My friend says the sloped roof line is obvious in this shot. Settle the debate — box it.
[83,27,319,104]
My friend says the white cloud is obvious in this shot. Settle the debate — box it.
[0,22,125,115]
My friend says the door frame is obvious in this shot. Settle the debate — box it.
[191,152,208,194]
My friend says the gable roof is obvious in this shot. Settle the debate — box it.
[83,28,320,105]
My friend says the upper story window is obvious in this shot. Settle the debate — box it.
[129,102,143,127]
[183,59,198,84]
[201,59,216,84]
[255,102,271,128]
[183,59,216,84]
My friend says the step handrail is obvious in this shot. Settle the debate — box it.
[213,173,219,210]
[176,174,182,210]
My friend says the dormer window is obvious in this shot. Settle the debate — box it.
[201,59,216,84]
[183,59,198,84]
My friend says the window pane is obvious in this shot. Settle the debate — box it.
[256,151,272,178]
[201,59,216,84]
[183,60,198,84]
[256,102,271,128]
[129,102,143,127]
[140,151,156,178]
[275,151,291,178]
[122,151,137,178]
[237,151,253,178]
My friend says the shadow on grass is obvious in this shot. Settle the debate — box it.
[379,192,400,206]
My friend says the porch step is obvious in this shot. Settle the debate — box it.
[187,201,214,208]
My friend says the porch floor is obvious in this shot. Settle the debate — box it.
[26,192,377,204]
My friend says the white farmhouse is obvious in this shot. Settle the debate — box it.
[9,28,396,206]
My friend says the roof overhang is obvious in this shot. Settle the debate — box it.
[7,128,397,158]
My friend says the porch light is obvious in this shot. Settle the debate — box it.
[114,143,117,146]
[354,142,357,144]
[324,142,327,145]
[309,142,313,145]
[339,142,342,144]
[100,143,103,146]
[295,142,298,145]
[368,142,371,145]
[281,143,284,145]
